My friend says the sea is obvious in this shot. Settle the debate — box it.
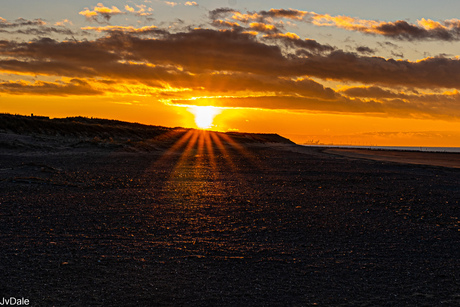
[302,145,460,153]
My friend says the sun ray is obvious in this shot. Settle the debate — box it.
[204,131,217,171]
[218,133,265,171]
[141,129,269,207]
[145,129,194,171]
[175,129,200,167]
[210,132,238,172]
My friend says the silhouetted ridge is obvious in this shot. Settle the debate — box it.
[0,113,294,145]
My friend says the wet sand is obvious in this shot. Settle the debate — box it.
[1,133,460,306]
[327,148,460,169]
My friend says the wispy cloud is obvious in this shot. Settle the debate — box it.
[262,33,335,54]
[54,19,73,27]
[0,17,79,36]
[164,1,178,7]
[249,22,279,34]
[124,4,154,16]
[211,8,460,41]
[0,17,46,28]
[311,15,460,41]
[0,79,103,96]
[81,25,162,35]
[79,3,124,21]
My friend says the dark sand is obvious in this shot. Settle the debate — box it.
[327,148,460,169]
[1,132,460,306]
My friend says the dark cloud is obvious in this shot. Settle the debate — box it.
[342,86,405,99]
[390,51,404,58]
[211,20,243,31]
[1,37,120,65]
[316,16,460,41]
[380,41,399,48]
[290,51,460,89]
[356,46,374,54]
[0,17,80,37]
[374,20,457,41]
[342,86,460,105]
[122,29,285,74]
[209,8,238,21]
[3,29,460,89]
[209,8,460,42]
[339,86,460,118]
[259,9,307,20]
[0,79,103,96]
[210,8,308,22]
[376,21,431,40]
[248,22,280,34]
[0,18,46,28]
[263,34,335,54]
[175,73,339,100]
[13,27,77,36]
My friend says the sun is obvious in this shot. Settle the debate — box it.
[189,106,221,129]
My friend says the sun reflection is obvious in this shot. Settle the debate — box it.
[138,129,271,257]
[188,106,221,129]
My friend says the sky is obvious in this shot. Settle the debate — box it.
[1,0,460,146]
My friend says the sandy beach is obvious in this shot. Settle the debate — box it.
[1,120,459,306]
[327,148,460,169]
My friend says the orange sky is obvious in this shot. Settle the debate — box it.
[1,2,460,146]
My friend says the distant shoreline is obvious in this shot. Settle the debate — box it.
[324,148,460,169]
[302,144,460,153]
